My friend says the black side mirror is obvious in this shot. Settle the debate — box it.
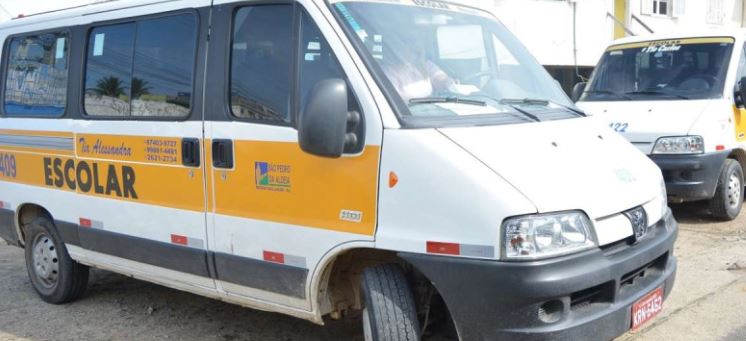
[738,77,746,108]
[298,79,361,158]
[571,82,587,102]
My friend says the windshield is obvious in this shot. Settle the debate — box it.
[330,0,576,127]
[583,38,735,102]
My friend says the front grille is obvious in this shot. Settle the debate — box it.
[620,252,668,289]
[570,281,614,311]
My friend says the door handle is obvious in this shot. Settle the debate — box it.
[212,139,233,169]
[181,138,200,167]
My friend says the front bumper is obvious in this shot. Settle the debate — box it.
[649,151,729,202]
[400,210,678,341]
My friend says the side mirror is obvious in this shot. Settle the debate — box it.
[571,82,587,103]
[738,77,746,108]
[298,79,361,158]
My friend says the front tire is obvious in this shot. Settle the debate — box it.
[710,159,743,221]
[361,263,420,341]
[24,216,89,304]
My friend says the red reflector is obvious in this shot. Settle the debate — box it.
[263,251,285,264]
[716,145,725,151]
[79,218,92,228]
[170,234,188,245]
[426,241,460,255]
[0,202,4,209]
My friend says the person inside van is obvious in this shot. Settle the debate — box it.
[379,33,454,102]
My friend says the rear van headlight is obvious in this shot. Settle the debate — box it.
[503,211,596,260]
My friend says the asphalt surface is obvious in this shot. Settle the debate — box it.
[0,202,745,341]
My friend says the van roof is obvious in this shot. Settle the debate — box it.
[0,0,176,30]
[610,28,746,46]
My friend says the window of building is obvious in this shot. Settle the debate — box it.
[4,32,69,116]
[230,5,294,123]
[84,14,197,117]
[653,0,670,15]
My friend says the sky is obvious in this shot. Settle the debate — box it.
[0,0,98,21]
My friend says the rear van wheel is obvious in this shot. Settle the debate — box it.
[24,216,89,304]
[710,159,743,221]
[361,263,421,341]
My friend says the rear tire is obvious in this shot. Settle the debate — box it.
[24,216,89,304]
[361,263,420,341]
[710,159,743,221]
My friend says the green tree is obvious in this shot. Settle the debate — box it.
[131,77,152,99]
[93,76,126,98]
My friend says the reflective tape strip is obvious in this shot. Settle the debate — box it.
[427,241,495,258]
[263,250,307,268]
[79,218,103,229]
[0,134,74,151]
[170,234,204,248]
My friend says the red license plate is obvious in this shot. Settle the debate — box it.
[631,287,664,330]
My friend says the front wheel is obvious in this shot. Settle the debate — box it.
[24,216,89,304]
[710,159,743,221]
[361,263,421,341]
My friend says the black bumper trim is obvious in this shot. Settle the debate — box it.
[400,210,678,341]
[650,151,729,202]
[0,208,17,245]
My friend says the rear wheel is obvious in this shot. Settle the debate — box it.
[361,263,420,341]
[710,159,743,221]
[24,216,89,304]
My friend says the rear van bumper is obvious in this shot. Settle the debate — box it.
[401,210,678,341]
[649,151,728,202]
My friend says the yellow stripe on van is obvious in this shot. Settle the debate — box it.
[608,37,735,51]
[211,141,380,236]
[0,130,380,236]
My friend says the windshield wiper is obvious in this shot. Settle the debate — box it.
[496,99,540,122]
[625,90,690,100]
[500,98,586,117]
[409,96,486,106]
[584,90,632,100]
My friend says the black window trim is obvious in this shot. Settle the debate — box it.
[80,9,201,121]
[0,27,73,119]
[225,0,298,127]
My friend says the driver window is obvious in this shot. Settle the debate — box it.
[735,45,746,106]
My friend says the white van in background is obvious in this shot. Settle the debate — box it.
[0,0,677,340]
[576,31,746,220]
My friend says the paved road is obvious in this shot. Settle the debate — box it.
[0,202,745,341]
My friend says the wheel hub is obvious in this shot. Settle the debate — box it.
[32,234,59,288]
[726,173,742,209]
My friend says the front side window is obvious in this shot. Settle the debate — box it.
[4,32,69,116]
[85,14,197,117]
[331,1,575,127]
[230,5,294,123]
[583,38,734,102]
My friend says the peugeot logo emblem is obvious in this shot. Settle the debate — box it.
[623,207,649,242]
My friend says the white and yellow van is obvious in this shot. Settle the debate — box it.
[0,0,677,340]
[576,31,746,220]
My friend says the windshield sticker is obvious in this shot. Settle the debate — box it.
[55,38,65,59]
[608,37,735,51]
[334,3,368,41]
[331,0,492,18]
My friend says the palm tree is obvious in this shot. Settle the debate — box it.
[131,77,152,99]
[93,76,126,98]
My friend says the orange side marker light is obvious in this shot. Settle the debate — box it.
[389,171,399,188]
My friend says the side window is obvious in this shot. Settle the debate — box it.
[298,11,348,115]
[299,11,364,153]
[230,5,294,122]
[735,45,746,106]
[85,14,197,117]
[4,32,69,116]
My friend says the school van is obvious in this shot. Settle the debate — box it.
[576,31,746,220]
[0,0,677,340]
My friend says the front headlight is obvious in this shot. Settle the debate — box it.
[503,211,596,260]
[652,136,704,154]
